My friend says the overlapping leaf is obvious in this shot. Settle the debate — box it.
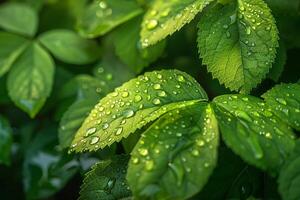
[79,155,131,200]
[70,70,208,152]
[198,0,279,93]
[213,94,295,173]
[0,32,29,77]
[127,103,219,199]
[140,0,214,47]
[262,83,300,131]
[77,0,142,38]
[7,42,55,117]
[278,141,300,200]
[0,2,38,36]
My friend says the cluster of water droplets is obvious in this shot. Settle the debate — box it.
[70,70,203,151]
[141,1,211,48]
[96,0,112,18]
[217,94,295,160]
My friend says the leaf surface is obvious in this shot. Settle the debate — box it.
[70,69,208,152]
[213,94,295,173]
[127,103,219,199]
[197,0,279,93]
[7,42,55,117]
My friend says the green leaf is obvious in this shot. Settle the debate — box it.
[278,141,300,200]
[262,83,300,131]
[0,32,29,77]
[70,69,208,152]
[140,0,214,48]
[127,103,219,199]
[268,41,287,82]
[7,42,55,118]
[197,0,279,93]
[0,2,38,36]
[0,115,13,166]
[213,94,295,173]
[79,155,131,200]
[39,29,101,65]
[77,0,143,38]
[113,16,166,73]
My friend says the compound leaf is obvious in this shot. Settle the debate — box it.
[0,2,38,36]
[39,29,101,65]
[198,0,279,93]
[213,94,295,173]
[7,42,55,118]
[127,103,219,199]
[0,32,29,77]
[77,0,142,38]
[0,115,13,166]
[140,0,214,47]
[79,155,131,200]
[278,141,300,200]
[262,83,300,131]
[70,69,208,152]
[113,16,166,73]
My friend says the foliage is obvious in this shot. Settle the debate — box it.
[0,0,299,199]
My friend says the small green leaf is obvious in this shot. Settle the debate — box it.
[213,94,295,173]
[0,115,13,166]
[0,32,29,77]
[268,41,287,82]
[39,29,101,65]
[262,83,300,131]
[77,0,143,38]
[70,69,208,152]
[79,155,132,200]
[113,16,166,73]
[140,0,214,48]
[197,0,279,93]
[0,2,38,36]
[127,103,219,199]
[278,141,300,200]
[7,42,55,118]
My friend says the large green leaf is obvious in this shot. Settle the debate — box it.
[39,29,101,65]
[77,0,142,38]
[140,0,214,48]
[0,2,38,36]
[0,115,13,166]
[197,0,279,93]
[127,103,219,199]
[79,155,131,200]
[0,32,29,77]
[213,94,295,173]
[7,42,55,118]
[278,141,300,200]
[262,83,300,131]
[113,16,166,73]
[70,69,208,152]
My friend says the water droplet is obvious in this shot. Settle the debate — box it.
[103,123,109,130]
[153,83,161,90]
[90,136,99,145]
[197,139,205,147]
[192,149,199,156]
[276,98,287,105]
[85,127,97,137]
[158,90,166,97]
[160,8,170,17]
[132,157,139,164]
[107,179,115,190]
[153,98,161,105]
[115,127,123,136]
[134,95,142,102]
[145,160,154,171]
[122,91,129,98]
[246,27,251,35]
[138,148,148,156]
[124,109,135,118]
[99,1,107,9]
[204,162,210,168]
[177,75,185,82]
[150,10,157,16]
[146,19,158,30]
